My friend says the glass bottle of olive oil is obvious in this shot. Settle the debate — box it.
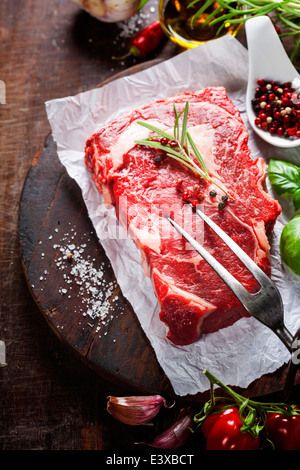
[159,0,242,49]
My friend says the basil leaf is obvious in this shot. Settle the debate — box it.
[293,189,300,211]
[280,214,300,276]
[268,159,300,200]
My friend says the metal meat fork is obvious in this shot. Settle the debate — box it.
[167,206,300,396]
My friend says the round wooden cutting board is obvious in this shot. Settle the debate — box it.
[18,64,297,404]
[19,130,175,396]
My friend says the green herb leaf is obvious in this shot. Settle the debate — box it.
[180,102,189,149]
[138,0,149,10]
[186,131,209,178]
[280,214,300,276]
[136,121,175,141]
[293,189,300,211]
[268,159,300,210]
[188,0,300,60]
[135,101,227,195]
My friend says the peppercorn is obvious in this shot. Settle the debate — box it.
[182,191,191,201]
[252,79,300,139]
[209,190,217,197]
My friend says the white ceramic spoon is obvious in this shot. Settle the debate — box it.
[245,15,300,148]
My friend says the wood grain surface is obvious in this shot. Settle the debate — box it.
[19,131,173,397]
[1,0,300,452]
[0,0,179,451]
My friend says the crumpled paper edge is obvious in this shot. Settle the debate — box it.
[45,34,300,396]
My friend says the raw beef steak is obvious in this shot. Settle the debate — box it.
[85,88,281,345]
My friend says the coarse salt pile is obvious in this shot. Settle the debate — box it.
[38,224,123,337]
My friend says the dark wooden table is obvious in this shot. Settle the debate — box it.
[1,0,300,452]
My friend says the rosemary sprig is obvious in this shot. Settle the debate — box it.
[138,0,300,61]
[134,101,227,194]
[188,0,300,60]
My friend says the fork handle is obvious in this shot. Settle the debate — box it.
[281,326,300,401]
[275,325,294,353]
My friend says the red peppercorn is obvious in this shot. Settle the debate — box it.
[274,111,282,120]
[268,93,276,102]
[255,118,261,126]
[182,191,191,201]
[260,112,267,121]
[277,127,284,136]
[281,97,289,107]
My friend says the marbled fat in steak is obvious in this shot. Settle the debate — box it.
[85,88,281,345]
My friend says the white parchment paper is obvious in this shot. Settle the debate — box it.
[46,35,300,396]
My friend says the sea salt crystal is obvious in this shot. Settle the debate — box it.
[49,228,123,333]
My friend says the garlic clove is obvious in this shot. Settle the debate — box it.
[140,411,195,449]
[107,395,174,426]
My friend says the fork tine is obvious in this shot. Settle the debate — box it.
[166,206,294,352]
[192,206,286,320]
[166,214,253,306]
[194,206,271,288]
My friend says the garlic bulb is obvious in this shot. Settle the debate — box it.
[71,0,140,23]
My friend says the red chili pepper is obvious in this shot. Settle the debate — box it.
[114,20,164,59]
[201,406,260,450]
[266,409,300,450]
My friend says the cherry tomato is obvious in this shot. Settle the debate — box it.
[266,410,300,450]
[202,406,260,450]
